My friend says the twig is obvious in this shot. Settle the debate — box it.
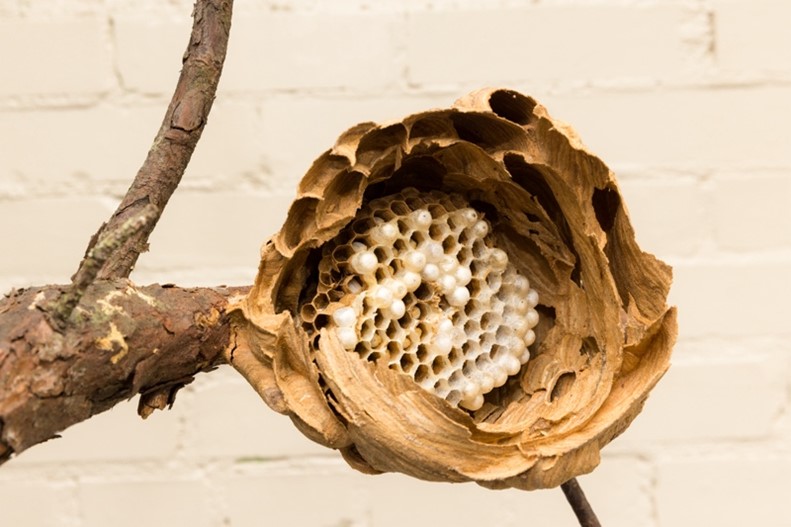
[52,204,158,323]
[75,0,234,281]
[561,478,602,527]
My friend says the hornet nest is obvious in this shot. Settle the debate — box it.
[227,88,677,490]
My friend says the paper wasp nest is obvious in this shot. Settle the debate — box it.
[229,88,677,491]
[301,189,540,411]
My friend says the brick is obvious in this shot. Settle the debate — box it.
[714,0,791,74]
[258,93,456,189]
[542,87,791,169]
[79,477,213,527]
[181,367,330,459]
[0,101,266,192]
[612,356,787,446]
[618,178,707,257]
[219,12,400,92]
[576,456,653,527]
[183,101,270,184]
[405,5,690,86]
[135,192,290,272]
[0,18,113,97]
[657,456,791,526]
[219,457,652,527]
[220,465,367,527]
[0,197,113,281]
[372,461,649,527]
[711,172,791,251]
[6,399,182,465]
[369,475,519,527]
[0,1,18,15]
[669,262,791,338]
[0,106,163,189]
[18,1,107,16]
[367,466,648,527]
[0,478,75,526]
[113,15,188,94]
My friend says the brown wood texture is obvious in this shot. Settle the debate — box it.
[229,88,677,490]
[0,0,238,465]
[562,478,602,527]
[78,0,233,281]
[0,282,247,464]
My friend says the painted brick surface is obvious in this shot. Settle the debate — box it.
[0,17,113,98]
[0,106,163,192]
[405,5,692,86]
[220,12,401,92]
[112,15,187,94]
[219,465,368,527]
[79,477,214,527]
[1,1,789,526]
[671,262,791,339]
[542,87,791,169]
[711,172,791,251]
[0,197,114,283]
[6,399,183,466]
[618,178,708,257]
[613,356,787,445]
[0,478,76,526]
[714,0,791,75]
[181,367,330,459]
[656,456,791,526]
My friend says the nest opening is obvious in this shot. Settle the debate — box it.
[299,188,541,412]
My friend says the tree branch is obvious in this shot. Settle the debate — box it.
[53,205,158,325]
[561,478,602,527]
[76,0,233,281]
[0,282,248,465]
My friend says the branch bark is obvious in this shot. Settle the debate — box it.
[77,0,233,281]
[0,282,248,465]
[1,0,239,461]
[561,478,602,527]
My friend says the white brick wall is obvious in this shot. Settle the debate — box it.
[1,1,789,525]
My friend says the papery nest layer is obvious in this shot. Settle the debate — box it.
[227,88,677,490]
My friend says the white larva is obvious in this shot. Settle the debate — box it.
[307,189,540,412]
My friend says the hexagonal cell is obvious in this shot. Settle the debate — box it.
[303,188,540,411]
[389,199,410,216]
[464,318,482,335]
[313,292,330,310]
[360,319,376,341]
[399,352,418,375]
[433,378,451,398]
[374,207,396,222]
[352,218,375,235]
[301,299,317,316]
[486,272,502,291]
[448,348,464,367]
[414,364,430,384]
[431,355,450,375]
[331,245,354,265]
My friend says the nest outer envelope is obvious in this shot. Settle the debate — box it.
[228,88,677,490]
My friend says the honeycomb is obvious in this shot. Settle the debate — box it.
[301,188,539,411]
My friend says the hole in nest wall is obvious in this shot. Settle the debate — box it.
[550,372,576,402]
[488,90,537,126]
[592,185,621,232]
